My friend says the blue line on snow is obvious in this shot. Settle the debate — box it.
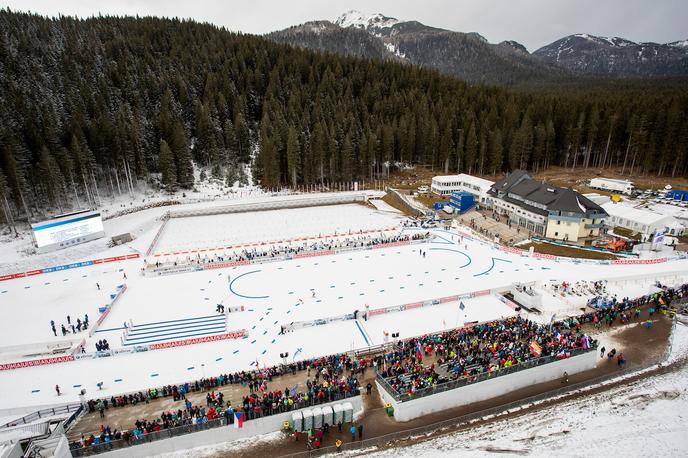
[474,257,512,277]
[229,270,269,299]
[432,234,455,245]
[123,328,225,346]
[130,315,224,328]
[428,247,472,268]
[127,323,225,338]
[96,326,127,333]
[354,320,370,346]
[114,379,122,382]
[233,350,240,354]
[129,317,224,333]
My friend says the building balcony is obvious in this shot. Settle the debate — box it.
[585,223,606,229]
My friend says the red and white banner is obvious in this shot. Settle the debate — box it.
[0,355,75,371]
[293,250,335,259]
[148,330,247,350]
[371,240,411,249]
[204,260,250,270]
[533,252,557,260]
[0,253,140,283]
[611,258,667,265]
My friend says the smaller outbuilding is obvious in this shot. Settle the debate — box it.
[666,189,688,202]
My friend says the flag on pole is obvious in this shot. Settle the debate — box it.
[290,383,299,397]
[581,335,590,350]
[529,340,542,357]
[234,411,244,429]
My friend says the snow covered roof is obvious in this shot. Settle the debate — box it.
[583,193,611,205]
[431,174,494,189]
[601,202,675,225]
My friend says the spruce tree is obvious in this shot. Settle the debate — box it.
[158,139,176,189]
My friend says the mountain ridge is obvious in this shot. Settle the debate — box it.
[268,11,688,83]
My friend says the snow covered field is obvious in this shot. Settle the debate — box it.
[154,203,402,254]
[0,196,687,413]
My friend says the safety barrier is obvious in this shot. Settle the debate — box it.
[0,330,248,371]
[365,288,492,319]
[89,284,127,337]
[0,355,75,371]
[146,213,170,257]
[145,235,428,277]
[147,329,246,350]
[0,253,140,282]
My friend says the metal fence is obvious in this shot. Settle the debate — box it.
[1,403,82,428]
[70,391,359,456]
[377,346,596,402]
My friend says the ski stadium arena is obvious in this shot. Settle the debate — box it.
[1,191,687,456]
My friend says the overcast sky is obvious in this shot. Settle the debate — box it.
[1,0,686,51]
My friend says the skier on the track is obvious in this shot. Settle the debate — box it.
[50,320,56,336]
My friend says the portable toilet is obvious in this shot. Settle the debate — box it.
[311,406,323,429]
[302,409,314,431]
[342,402,354,423]
[332,404,344,425]
[291,410,304,432]
[321,405,334,427]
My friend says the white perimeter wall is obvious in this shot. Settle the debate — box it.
[96,396,362,458]
[377,351,596,422]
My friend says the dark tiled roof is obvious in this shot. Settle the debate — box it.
[502,195,548,216]
[491,170,607,217]
[491,170,530,193]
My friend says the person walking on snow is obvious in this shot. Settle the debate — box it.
[123,272,127,279]
[96,283,100,290]
[55,385,60,396]
[50,320,56,336]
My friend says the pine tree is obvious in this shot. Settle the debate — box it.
[171,121,194,188]
[158,139,176,188]
[488,129,503,175]
[286,126,300,188]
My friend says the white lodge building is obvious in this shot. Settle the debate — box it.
[488,170,608,241]
[430,174,494,205]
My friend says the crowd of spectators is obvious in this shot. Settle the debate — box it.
[145,231,431,271]
[378,282,688,399]
[377,315,596,398]
[72,354,366,452]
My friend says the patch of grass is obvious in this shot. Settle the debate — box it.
[381,192,415,216]
[520,241,619,260]
[415,193,448,209]
[612,226,642,241]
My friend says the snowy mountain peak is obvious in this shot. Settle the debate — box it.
[571,34,636,47]
[668,39,688,48]
[335,10,400,30]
